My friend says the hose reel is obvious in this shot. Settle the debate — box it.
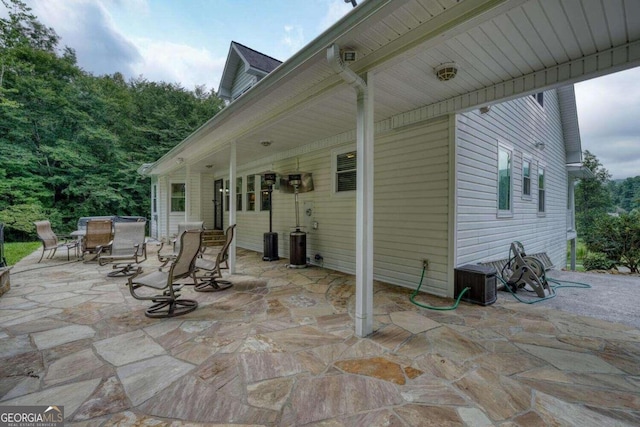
[502,242,553,298]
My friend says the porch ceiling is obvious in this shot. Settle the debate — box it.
[149,0,640,176]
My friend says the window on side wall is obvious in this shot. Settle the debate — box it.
[334,149,357,193]
[497,146,512,216]
[260,176,271,211]
[247,175,255,211]
[225,179,230,212]
[538,167,546,214]
[170,183,185,212]
[236,177,243,211]
[531,92,544,108]
[522,157,532,198]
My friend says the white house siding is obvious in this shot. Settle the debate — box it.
[219,117,451,295]
[455,90,568,269]
[230,63,255,100]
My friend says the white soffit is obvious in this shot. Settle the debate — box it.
[148,0,640,175]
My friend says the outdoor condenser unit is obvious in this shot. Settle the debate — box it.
[454,264,497,306]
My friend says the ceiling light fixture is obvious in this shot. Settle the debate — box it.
[261,140,272,147]
[435,62,458,81]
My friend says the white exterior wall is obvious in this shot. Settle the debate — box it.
[230,63,256,100]
[455,90,568,268]
[200,173,215,229]
[219,117,451,295]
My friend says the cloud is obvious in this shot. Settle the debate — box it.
[319,0,353,32]
[131,39,226,91]
[576,67,640,179]
[28,0,141,77]
[281,25,305,56]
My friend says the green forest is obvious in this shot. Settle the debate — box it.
[0,0,224,241]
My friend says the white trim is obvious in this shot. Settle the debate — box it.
[447,113,457,295]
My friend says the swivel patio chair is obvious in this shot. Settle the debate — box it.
[98,220,147,276]
[82,219,113,262]
[157,221,204,266]
[33,220,79,262]
[194,224,236,292]
[127,229,202,318]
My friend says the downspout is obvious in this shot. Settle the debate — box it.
[327,43,374,338]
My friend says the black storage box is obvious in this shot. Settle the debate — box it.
[454,264,497,306]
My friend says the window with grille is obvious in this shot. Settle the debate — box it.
[522,158,531,197]
[170,183,185,212]
[336,150,357,192]
[497,146,512,216]
[247,175,255,211]
[538,167,545,214]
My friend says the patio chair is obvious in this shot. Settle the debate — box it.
[33,220,79,263]
[98,220,147,276]
[82,219,114,262]
[127,229,202,318]
[157,221,204,266]
[194,224,236,292]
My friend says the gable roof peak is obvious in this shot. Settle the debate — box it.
[231,41,282,73]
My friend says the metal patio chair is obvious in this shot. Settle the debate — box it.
[82,219,113,262]
[127,229,202,318]
[194,224,236,292]
[98,220,147,276]
[157,221,204,266]
[33,220,79,263]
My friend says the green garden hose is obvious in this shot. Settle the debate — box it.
[497,275,591,304]
[410,265,470,310]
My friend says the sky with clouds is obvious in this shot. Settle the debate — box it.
[20,0,640,179]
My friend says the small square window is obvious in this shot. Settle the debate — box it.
[260,176,271,211]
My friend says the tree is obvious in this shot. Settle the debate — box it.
[575,150,612,243]
[0,0,225,241]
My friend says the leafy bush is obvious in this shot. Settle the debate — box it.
[582,252,615,271]
[586,212,640,272]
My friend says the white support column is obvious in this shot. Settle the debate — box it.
[355,72,374,338]
[229,142,237,274]
[568,179,577,271]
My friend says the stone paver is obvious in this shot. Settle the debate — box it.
[0,246,639,425]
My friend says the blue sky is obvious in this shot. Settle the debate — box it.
[23,0,640,179]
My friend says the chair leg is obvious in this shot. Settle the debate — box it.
[38,248,46,263]
[194,274,233,292]
[145,298,198,318]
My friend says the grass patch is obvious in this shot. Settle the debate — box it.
[4,242,40,266]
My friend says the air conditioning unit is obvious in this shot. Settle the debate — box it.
[454,264,497,306]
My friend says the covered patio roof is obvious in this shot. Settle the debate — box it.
[140,0,640,176]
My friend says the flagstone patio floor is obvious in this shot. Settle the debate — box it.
[1,246,639,426]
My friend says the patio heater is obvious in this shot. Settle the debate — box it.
[262,172,279,261]
[280,171,313,268]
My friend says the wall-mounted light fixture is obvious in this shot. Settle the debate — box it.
[176,157,184,164]
[479,106,491,114]
[534,141,546,150]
